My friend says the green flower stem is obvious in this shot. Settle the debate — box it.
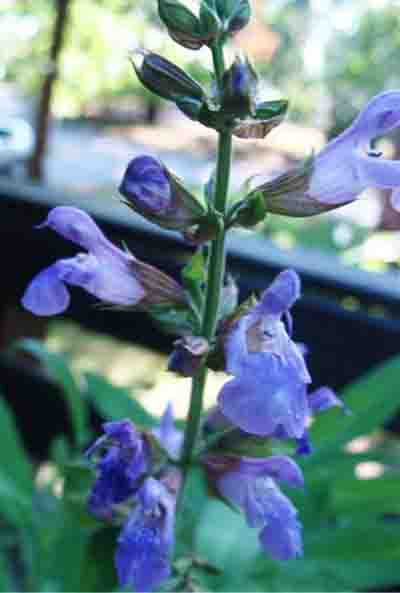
[180,42,232,470]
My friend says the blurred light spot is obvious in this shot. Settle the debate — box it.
[355,461,384,480]
[272,231,295,250]
[346,436,373,453]
[36,463,64,497]
[333,222,353,248]
[341,296,360,311]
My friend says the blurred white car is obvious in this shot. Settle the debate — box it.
[0,117,34,175]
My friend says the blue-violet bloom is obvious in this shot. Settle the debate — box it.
[218,269,311,438]
[152,403,183,461]
[250,91,400,217]
[116,477,175,592]
[207,454,303,561]
[21,207,145,316]
[86,420,148,521]
[21,207,185,316]
[310,91,400,209]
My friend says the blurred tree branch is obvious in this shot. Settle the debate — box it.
[28,0,72,181]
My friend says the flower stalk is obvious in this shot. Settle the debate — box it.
[180,41,232,471]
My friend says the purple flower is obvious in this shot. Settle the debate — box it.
[247,91,400,217]
[218,269,311,438]
[86,420,148,521]
[116,477,175,592]
[21,207,146,316]
[119,156,171,214]
[207,454,303,561]
[119,156,206,231]
[152,403,183,461]
[21,207,186,316]
[308,386,346,414]
[309,91,400,208]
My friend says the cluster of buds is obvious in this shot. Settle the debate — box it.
[158,0,251,50]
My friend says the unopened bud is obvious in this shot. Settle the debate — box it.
[221,56,258,118]
[214,0,251,37]
[158,0,220,50]
[131,50,204,106]
[119,155,207,231]
[168,335,209,377]
[233,99,288,139]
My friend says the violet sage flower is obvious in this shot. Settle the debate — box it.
[205,454,303,561]
[21,207,185,316]
[119,155,207,232]
[152,402,183,461]
[116,477,176,592]
[246,91,400,217]
[86,420,149,521]
[218,269,311,439]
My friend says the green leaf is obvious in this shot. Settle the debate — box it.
[80,527,119,592]
[0,553,13,593]
[0,396,33,527]
[14,339,89,448]
[147,303,199,336]
[36,502,91,592]
[309,353,400,462]
[62,461,99,529]
[182,250,206,312]
[331,474,400,516]
[255,99,289,120]
[84,371,157,429]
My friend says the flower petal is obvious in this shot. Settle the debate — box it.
[116,478,174,592]
[308,387,344,414]
[259,513,303,561]
[390,188,400,212]
[238,456,304,488]
[218,357,309,438]
[258,269,301,316]
[39,207,125,259]
[21,262,71,316]
[152,403,183,460]
[350,91,400,141]
[357,154,400,189]
[60,253,146,306]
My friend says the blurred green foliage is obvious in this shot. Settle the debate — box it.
[326,4,400,135]
[0,339,399,590]
[5,0,400,127]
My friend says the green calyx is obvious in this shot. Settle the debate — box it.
[204,0,251,37]
[131,50,204,105]
[158,0,220,50]
[158,0,251,50]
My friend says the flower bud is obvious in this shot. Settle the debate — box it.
[221,56,258,118]
[158,0,220,50]
[168,335,209,377]
[233,99,288,140]
[245,157,344,218]
[230,191,267,228]
[213,0,251,37]
[131,50,204,106]
[119,155,207,231]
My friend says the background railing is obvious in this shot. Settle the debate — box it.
[2,179,400,456]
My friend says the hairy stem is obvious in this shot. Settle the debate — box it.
[180,42,232,469]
